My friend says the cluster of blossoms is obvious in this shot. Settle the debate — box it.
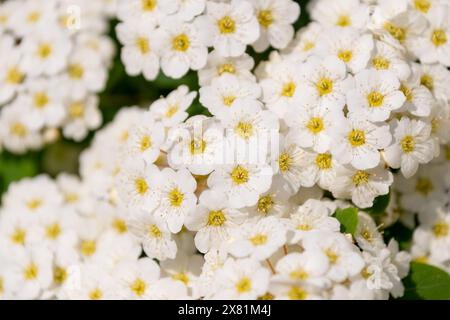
[0,0,116,153]
[0,0,449,300]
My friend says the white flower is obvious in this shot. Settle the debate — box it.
[331,116,392,170]
[347,69,405,122]
[198,50,255,86]
[0,43,25,105]
[117,0,162,26]
[116,20,160,81]
[185,190,247,253]
[285,102,337,153]
[320,28,374,74]
[384,117,435,178]
[412,5,450,66]
[113,258,160,299]
[414,62,450,101]
[354,212,385,252]
[149,85,196,127]
[249,0,300,52]
[160,251,203,292]
[20,29,72,77]
[123,115,165,165]
[197,0,260,57]
[62,95,102,141]
[310,0,370,29]
[396,71,434,117]
[331,164,393,208]
[207,162,273,208]
[228,216,286,261]
[212,257,270,299]
[117,160,161,213]
[296,150,339,190]
[159,0,206,22]
[199,74,261,120]
[158,18,208,79]
[303,231,365,282]
[285,199,340,244]
[301,55,351,111]
[153,168,197,233]
[273,138,305,194]
[370,40,411,81]
[127,211,177,261]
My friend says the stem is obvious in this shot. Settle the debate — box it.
[266,259,275,275]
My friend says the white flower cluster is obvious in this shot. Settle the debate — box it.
[115,0,300,79]
[0,0,449,301]
[0,0,116,153]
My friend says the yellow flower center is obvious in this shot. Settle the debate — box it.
[53,266,67,285]
[338,49,353,62]
[218,16,236,34]
[136,37,150,54]
[384,22,406,43]
[420,74,434,91]
[290,269,309,281]
[414,0,431,13]
[140,135,152,152]
[306,117,324,134]
[278,152,292,172]
[207,210,226,227]
[24,263,38,280]
[148,224,162,238]
[165,105,178,118]
[131,278,147,296]
[135,178,148,195]
[80,240,96,256]
[46,223,61,240]
[68,64,84,79]
[218,63,236,75]
[235,121,254,139]
[172,34,190,52]
[361,267,373,279]
[65,193,79,203]
[258,292,275,300]
[336,14,350,27]
[303,41,315,51]
[141,0,156,11]
[257,195,274,215]
[348,129,366,147]
[37,43,52,59]
[431,29,447,47]
[258,10,273,28]
[33,92,49,108]
[315,153,332,170]
[325,249,339,264]
[230,165,249,185]
[223,95,236,106]
[367,91,384,107]
[190,139,206,155]
[89,288,102,300]
[401,135,415,153]
[69,102,85,118]
[400,84,413,102]
[372,56,390,70]
[168,188,184,207]
[415,177,433,195]
[281,81,296,97]
[113,218,128,234]
[172,273,189,285]
[432,221,449,238]
[352,170,370,186]
[11,228,26,245]
[27,11,41,23]
[250,233,268,246]
[5,67,24,84]
[10,122,28,137]
[27,198,42,210]
[288,286,308,300]
[316,78,333,96]
[236,277,251,293]
[297,224,312,231]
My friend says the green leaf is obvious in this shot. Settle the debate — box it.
[0,154,38,195]
[364,192,391,216]
[402,262,450,300]
[334,207,359,235]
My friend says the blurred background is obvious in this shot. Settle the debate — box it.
[0,0,311,195]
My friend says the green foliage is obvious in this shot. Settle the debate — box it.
[402,262,450,300]
[383,222,414,251]
[364,192,391,216]
[0,152,38,197]
[334,207,359,235]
